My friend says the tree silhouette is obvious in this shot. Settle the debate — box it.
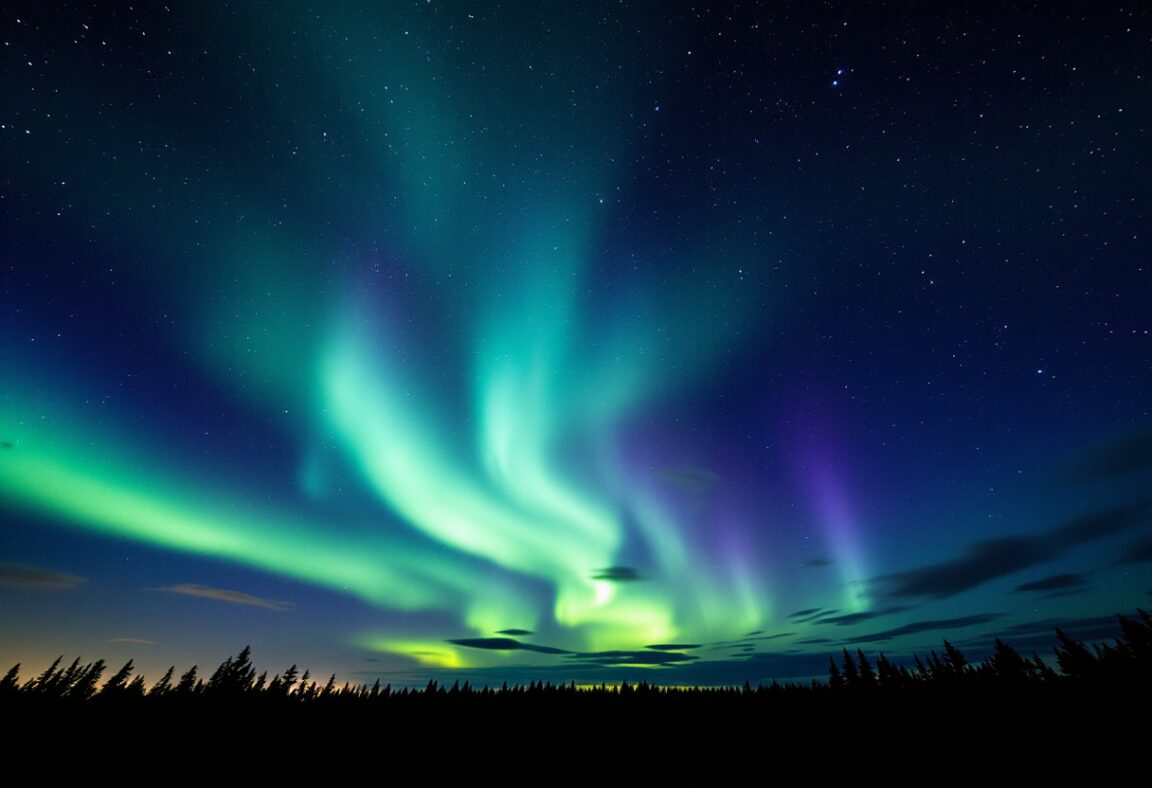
[827,657,843,689]
[0,664,20,696]
[149,666,175,697]
[856,650,877,687]
[175,665,199,695]
[943,641,968,675]
[1030,654,1057,682]
[207,646,257,698]
[47,657,84,698]
[269,663,299,697]
[126,674,147,697]
[1053,629,1098,680]
[28,656,62,694]
[1117,611,1152,658]
[98,660,135,699]
[297,670,316,700]
[988,639,1030,683]
[70,660,106,700]
[875,653,901,688]
[840,649,859,687]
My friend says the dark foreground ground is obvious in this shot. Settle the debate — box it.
[7,687,1144,785]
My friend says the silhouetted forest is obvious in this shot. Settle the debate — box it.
[5,611,1148,784]
[5,610,1149,704]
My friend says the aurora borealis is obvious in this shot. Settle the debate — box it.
[2,2,1150,686]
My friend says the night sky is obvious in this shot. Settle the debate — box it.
[2,2,1150,688]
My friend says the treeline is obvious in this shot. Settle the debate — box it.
[827,609,1152,691]
[2,610,1149,706]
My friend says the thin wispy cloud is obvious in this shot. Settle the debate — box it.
[659,466,719,492]
[0,562,85,590]
[150,583,292,611]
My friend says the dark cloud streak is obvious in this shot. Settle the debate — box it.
[1119,535,1152,564]
[880,504,1150,599]
[448,638,571,655]
[1069,427,1152,481]
[820,606,910,626]
[1014,573,1087,593]
[591,566,644,582]
[566,650,699,666]
[843,614,1000,644]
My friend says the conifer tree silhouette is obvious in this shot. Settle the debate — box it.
[99,660,135,698]
[298,670,316,700]
[207,646,256,697]
[149,667,175,697]
[856,650,877,686]
[49,657,84,697]
[277,664,300,696]
[126,674,147,697]
[1030,654,1057,682]
[840,649,859,687]
[0,663,20,696]
[943,641,968,675]
[1053,629,1097,680]
[875,654,900,688]
[827,657,843,689]
[1118,611,1151,656]
[71,660,106,700]
[29,656,62,694]
[913,654,928,681]
[988,639,1029,683]
[175,665,199,695]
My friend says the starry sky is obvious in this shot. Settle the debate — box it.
[2,2,1150,687]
